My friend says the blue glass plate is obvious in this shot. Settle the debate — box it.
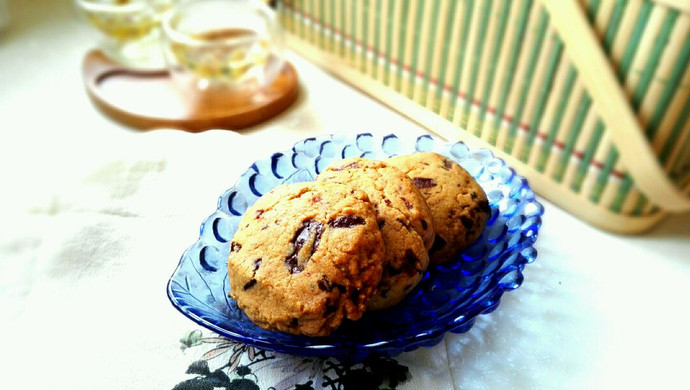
[167,133,544,362]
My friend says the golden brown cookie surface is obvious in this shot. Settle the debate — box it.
[316,157,434,310]
[227,181,384,336]
[388,152,490,264]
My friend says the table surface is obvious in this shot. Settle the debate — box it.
[2,1,690,389]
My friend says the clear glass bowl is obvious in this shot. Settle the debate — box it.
[75,0,174,69]
[161,0,284,92]
[167,133,544,362]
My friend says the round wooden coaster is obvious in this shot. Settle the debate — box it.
[82,50,299,132]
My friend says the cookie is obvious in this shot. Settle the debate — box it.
[227,181,385,337]
[316,157,434,310]
[387,152,490,264]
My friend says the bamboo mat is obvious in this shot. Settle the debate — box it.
[278,0,690,233]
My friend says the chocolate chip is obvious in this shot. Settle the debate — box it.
[312,224,324,254]
[421,219,428,230]
[430,235,447,254]
[243,279,257,290]
[397,218,412,231]
[285,258,303,275]
[329,215,366,228]
[460,215,473,229]
[383,198,392,206]
[255,209,265,219]
[400,197,413,210]
[412,177,437,188]
[317,275,332,291]
[286,262,302,274]
[285,220,323,274]
[230,242,242,252]
[478,199,491,214]
[252,258,262,273]
[324,300,339,315]
[387,265,401,276]
[349,288,361,305]
[443,159,453,170]
[403,249,420,276]
[471,191,478,200]
[378,219,385,229]
[331,162,360,171]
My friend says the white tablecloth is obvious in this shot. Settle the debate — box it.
[2,1,690,389]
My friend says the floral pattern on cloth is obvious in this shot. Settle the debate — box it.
[173,330,412,390]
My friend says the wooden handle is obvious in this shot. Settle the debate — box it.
[539,0,690,212]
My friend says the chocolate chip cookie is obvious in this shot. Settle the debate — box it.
[316,158,434,310]
[387,152,490,264]
[227,181,385,337]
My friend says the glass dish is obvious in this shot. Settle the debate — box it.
[75,0,174,69]
[167,133,544,362]
[161,0,285,92]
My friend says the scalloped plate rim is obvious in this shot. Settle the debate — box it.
[166,132,543,358]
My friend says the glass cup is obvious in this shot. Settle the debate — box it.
[161,0,285,93]
[75,0,176,68]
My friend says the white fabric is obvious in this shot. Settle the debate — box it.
[3,129,690,389]
[1,130,452,389]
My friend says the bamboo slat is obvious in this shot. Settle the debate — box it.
[279,0,690,233]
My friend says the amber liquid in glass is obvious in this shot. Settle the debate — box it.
[86,13,156,41]
[83,0,173,41]
[169,28,274,84]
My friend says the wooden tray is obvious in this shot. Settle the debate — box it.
[82,50,299,132]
